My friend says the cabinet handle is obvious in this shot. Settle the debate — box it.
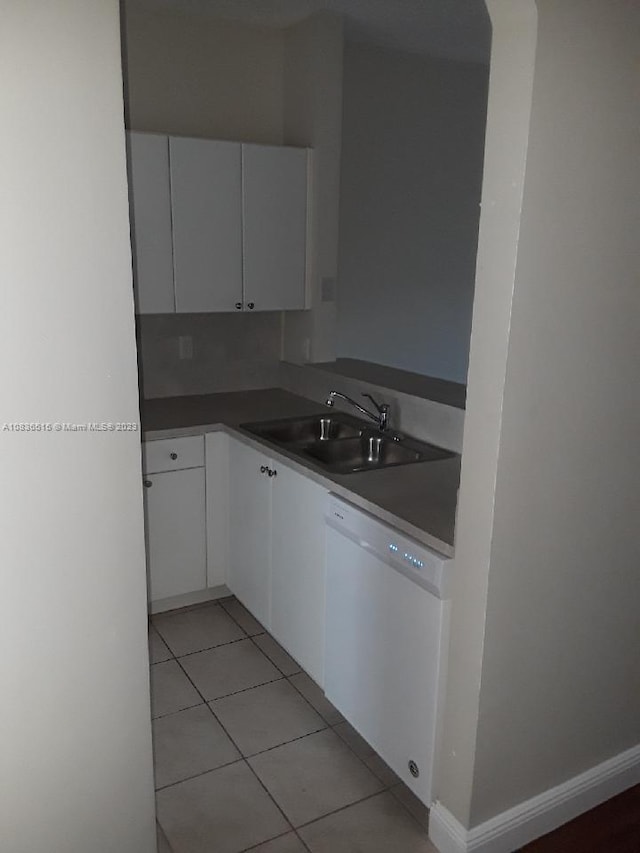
[268,468,277,478]
[247,302,255,310]
[143,479,152,488]
[170,452,178,460]
[260,465,268,474]
[235,302,243,310]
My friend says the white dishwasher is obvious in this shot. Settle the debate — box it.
[324,496,452,805]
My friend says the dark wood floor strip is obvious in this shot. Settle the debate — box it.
[521,784,640,852]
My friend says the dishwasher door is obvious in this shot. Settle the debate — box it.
[324,497,451,805]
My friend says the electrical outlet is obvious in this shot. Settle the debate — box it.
[178,335,193,360]
[321,277,336,302]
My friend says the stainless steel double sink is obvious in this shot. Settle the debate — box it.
[241,413,454,475]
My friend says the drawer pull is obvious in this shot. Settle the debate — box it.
[144,479,152,488]
[170,452,178,460]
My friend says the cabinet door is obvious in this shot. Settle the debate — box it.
[271,462,327,685]
[170,137,243,312]
[242,144,308,311]
[228,439,272,628]
[126,132,175,314]
[143,468,207,602]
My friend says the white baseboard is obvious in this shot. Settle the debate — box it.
[149,584,231,615]
[429,742,640,853]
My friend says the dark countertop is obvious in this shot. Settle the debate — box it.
[142,389,324,432]
[142,389,459,556]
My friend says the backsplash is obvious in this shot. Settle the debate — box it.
[137,312,282,399]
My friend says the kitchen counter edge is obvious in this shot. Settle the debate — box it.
[143,420,457,558]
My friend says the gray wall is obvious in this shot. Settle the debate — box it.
[336,43,488,384]
[123,5,284,144]
[1,1,155,849]
[281,13,344,365]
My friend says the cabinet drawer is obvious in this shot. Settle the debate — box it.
[143,435,204,474]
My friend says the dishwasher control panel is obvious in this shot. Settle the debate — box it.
[325,495,452,599]
[389,542,425,569]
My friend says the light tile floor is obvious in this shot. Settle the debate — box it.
[149,597,436,853]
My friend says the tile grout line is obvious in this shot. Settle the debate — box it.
[159,607,369,844]
[205,702,298,841]
[153,632,252,660]
[218,598,267,638]
[156,820,175,853]
[241,755,300,843]
[164,637,298,840]
[179,669,287,703]
[285,672,343,727]
[327,717,410,793]
[284,674,401,791]
[387,783,432,834]
[248,632,303,678]
[233,723,330,761]
[155,756,244,793]
[152,699,205,722]
[294,829,315,853]
[237,828,313,853]
[292,787,396,832]
[154,693,297,848]
[152,595,266,658]
[152,598,432,846]
[256,655,410,799]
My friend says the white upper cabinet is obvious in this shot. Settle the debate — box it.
[170,137,243,313]
[126,133,309,314]
[242,144,308,312]
[126,132,174,314]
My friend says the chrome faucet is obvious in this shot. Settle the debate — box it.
[325,391,390,432]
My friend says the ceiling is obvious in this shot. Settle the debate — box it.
[126,0,492,65]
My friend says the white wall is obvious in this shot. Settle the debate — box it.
[469,0,640,825]
[436,0,640,836]
[336,44,488,383]
[436,1,538,825]
[0,2,155,851]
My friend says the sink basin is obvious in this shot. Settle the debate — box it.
[304,434,452,474]
[243,414,363,445]
[242,413,455,474]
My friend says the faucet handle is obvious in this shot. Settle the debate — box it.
[362,392,387,413]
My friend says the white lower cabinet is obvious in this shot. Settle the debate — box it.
[142,432,328,683]
[226,437,327,682]
[228,439,273,628]
[271,462,327,685]
[143,466,207,602]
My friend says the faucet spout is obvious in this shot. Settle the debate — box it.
[326,391,390,432]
